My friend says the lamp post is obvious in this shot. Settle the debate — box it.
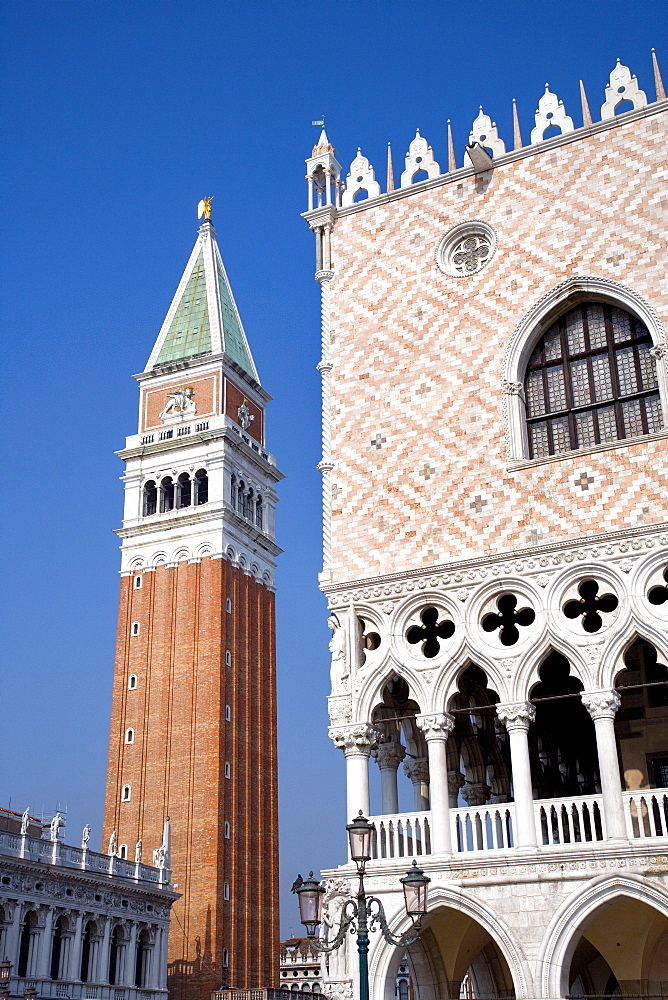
[0,960,12,1000]
[294,813,430,1000]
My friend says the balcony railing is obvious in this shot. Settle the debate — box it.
[8,979,165,1000]
[367,787,668,860]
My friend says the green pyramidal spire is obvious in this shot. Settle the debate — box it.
[146,217,258,380]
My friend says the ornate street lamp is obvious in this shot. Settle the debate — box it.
[294,813,430,1000]
[0,960,12,1000]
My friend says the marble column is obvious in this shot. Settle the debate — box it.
[416,713,455,853]
[98,917,112,984]
[69,912,84,981]
[403,758,430,811]
[374,741,406,815]
[582,689,626,841]
[496,702,537,849]
[36,906,54,978]
[329,723,378,822]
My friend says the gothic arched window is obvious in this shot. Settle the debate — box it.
[524,303,663,458]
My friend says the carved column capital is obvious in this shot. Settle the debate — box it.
[415,712,455,741]
[374,741,406,771]
[650,343,667,361]
[461,783,491,807]
[581,689,621,721]
[502,380,524,395]
[496,701,536,731]
[403,757,430,784]
[329,722,378,757]
[448,770,466,797]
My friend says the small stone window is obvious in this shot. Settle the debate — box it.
[131,622,140,637]
[224,821,230,839]
[125,728,134,745]
[134,575,142,590]
[119,844,127,860]
[122,785,131,802]
[128,674,138,690]
[436,221,497,277]
[525,303,663,459]
[223,881,230,900]
[225,650,232,666]
[226,598,232,614]
[222,948,229,968]
[224,762,231,779]
[225,705,231,721]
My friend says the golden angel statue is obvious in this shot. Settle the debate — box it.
[198,196,214,220]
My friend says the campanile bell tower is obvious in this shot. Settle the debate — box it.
[103,204,282,999]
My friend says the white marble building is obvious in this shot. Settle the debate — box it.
[0,810,176,1000]
[303,54,668,1000]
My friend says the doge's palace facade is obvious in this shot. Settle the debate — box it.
[304,55,668,1000]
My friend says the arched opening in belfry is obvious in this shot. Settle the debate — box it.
[566,895,668,998]
[371,675,430,856]
[528,651,600,799]
[386,906,516,1000]
[142,479,157,516]
[176,472,192,509]
[195,468,208,505]
[447,664,509,809]
[160,476,174,513]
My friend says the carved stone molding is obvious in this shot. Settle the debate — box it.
[581,689,621,720]
[416,712,455,741]
[328,722,379,755]
[502,380,523,395]
[496,701,536,731]
[328,695,352,727]
[323,523,668,606]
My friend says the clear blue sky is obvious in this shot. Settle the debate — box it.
[2,0,666,936]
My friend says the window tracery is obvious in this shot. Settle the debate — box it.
[524,303,663,458]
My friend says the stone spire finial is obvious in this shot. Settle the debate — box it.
[312,127,335,156]
[652,48,666,101]
[447,119,456,171]
[531,84,574,143]
[579,80,593,126]
[512,99,523,149]
[386,142,395,192]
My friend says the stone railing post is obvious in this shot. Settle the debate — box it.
[416,713,455,853]
[581,689,626,841]
[496,702,537,849]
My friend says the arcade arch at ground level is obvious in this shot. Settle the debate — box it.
[538,874,668,999]
[369,887,528,1000]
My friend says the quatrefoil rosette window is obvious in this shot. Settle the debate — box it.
[473,585,540,652]
[436,221,497,278]
[401,601,458,664]
[555,574,622,637]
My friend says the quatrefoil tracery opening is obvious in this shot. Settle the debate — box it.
[482,594,535,646]
[648,567,668,607]
[563,579,618,632]
[406,606,455,658]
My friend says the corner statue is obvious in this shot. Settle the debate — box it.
[198,196,214,221]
